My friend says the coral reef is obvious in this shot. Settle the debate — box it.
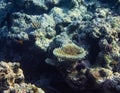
[1,0,120,93]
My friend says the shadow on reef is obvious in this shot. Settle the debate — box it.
[99,0,118,4]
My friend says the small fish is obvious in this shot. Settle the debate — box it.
[14,39,24,45]
[45,58,58,66]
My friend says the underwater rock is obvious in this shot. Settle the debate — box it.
[3,83,45,93]
[11,0,60,14]
[50,7,72,24]
[0,0,13,26]
[87,67,120,92]
[51,32,73,48]
[0,12,56,52]
[101,74,119,90]
[96,36,120,69]
[87,67,113,85]
[30,27,56,52]
[49,0,87,24]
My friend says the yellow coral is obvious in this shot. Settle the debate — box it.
[53,44,87,61]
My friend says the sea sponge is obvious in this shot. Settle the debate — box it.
[53,44,87,61]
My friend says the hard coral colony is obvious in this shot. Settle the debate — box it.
[53,44,87,61]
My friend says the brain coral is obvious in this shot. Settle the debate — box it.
[53,44,87,61]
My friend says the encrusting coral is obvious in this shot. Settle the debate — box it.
[0,61,24,90]
[0,61,44,93]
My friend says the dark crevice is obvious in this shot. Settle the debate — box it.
[99,0,118,4]
[55,22,70,35]
[58,0,74,9]
[86,35,100,64]
[118,32,120,39]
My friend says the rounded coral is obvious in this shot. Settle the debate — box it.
[53,44,87,61]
